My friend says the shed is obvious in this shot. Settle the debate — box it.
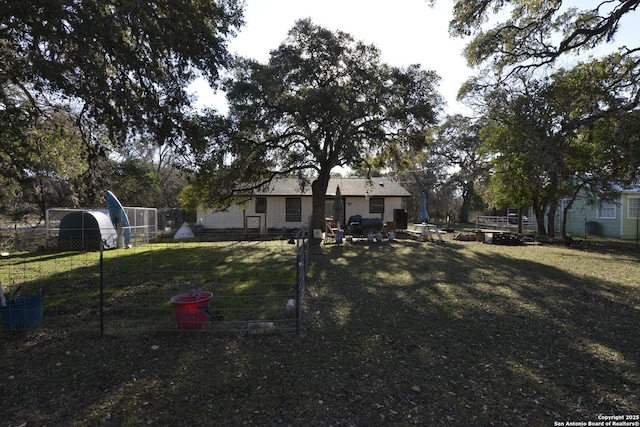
[58,210,117,251]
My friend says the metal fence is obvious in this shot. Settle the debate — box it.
[0,226,311,336]
[46,207,158,250]
[296,228,311,334]
[476,215,537,231]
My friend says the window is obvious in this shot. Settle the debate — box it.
[369,197,384,214]
[255,197,266,214]
[286,198,301,222]
[628,197,640,219]
[597,199,616,219]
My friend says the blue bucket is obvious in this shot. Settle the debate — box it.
[0,295,45,330]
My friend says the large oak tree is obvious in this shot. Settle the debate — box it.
[1,0,243,143]
[189,19,442,231]
[472,54,640,237]
[1,0,243,219]
[449,0,640,235]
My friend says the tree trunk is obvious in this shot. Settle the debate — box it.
[546,175,560,239]
[459,184,471,223]
[529,189,547,235]
[547,206,556,239]
[517,206,524,234]
[534,207,547,235]
[561,186,581,240]
[530,192,546,236]
[311,173,331,236]
[561,206,569,239]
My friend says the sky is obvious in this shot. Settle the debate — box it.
[191,0,640,115]
[192,0,473,115]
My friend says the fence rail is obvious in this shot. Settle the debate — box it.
[476,215,537,231]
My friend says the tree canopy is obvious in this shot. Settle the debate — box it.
[450,0,640,76]
[189,19,443,229]
[471,52,640,236]
[452,1,640,133]
[1,0,243,145]
[449,0,640,236]
[425,115,490,223]
[1,0,243,220]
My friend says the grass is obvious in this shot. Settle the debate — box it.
[1,234,639,425]
[0,240,299,331]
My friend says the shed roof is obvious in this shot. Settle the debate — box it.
[256,177,410,197]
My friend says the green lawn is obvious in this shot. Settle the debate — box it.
[1,235,639,426]
[1,241,300,332]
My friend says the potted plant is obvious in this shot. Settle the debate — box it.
[0,283,46,330]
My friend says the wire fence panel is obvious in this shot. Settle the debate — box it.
[476,215,537,231]
[293,229,310,335]
[46,208,158,250]
[0,230,311,336]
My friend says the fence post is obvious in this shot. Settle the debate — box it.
[99,239,104,338]
[296,226,310,336]
[296,252,301,336]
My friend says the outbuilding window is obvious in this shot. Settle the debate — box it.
[369,197,384,214]
[255,197,266,213]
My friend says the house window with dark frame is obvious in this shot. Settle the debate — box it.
[255,197,266,214]
[369,197,384,214]
[286,197,302,222]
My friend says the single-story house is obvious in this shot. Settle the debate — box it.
[555,186,640,239]
[197,177,411,233]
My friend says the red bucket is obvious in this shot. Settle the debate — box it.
[170,291,213,329]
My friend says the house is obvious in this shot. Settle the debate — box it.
[197,177,411,233]
[556,186,640,239]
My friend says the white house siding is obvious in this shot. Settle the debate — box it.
[198,196,312,231]
[199,196,405,232]
[197,177,411,233]
[343,197,404,223]
[198,204,245,229]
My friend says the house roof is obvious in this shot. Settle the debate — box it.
[256,177,411,197]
